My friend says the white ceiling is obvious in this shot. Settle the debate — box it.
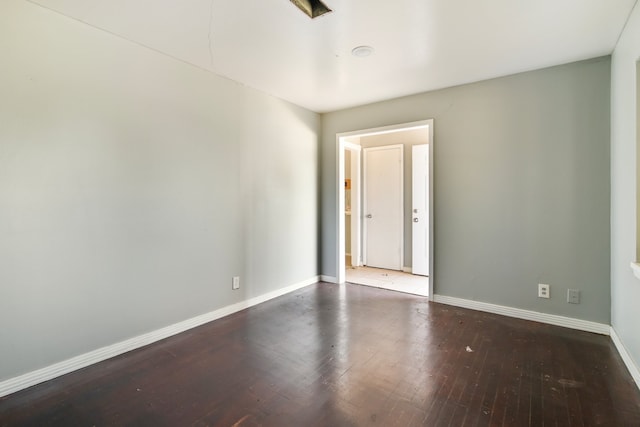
[29,0,637,113]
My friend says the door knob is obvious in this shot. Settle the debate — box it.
[366,214,372,218]
[413,218,419,222]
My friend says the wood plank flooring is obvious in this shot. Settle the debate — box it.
[1,282,639,426]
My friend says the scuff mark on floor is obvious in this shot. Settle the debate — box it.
[558,379,585,388]
[232,414,251,426]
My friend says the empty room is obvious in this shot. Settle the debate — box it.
[2,0,640,425]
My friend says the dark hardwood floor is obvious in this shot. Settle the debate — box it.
[1,282,639,426]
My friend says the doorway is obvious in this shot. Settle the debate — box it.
[336,120,434,298]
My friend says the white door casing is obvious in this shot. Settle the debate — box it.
[363,145,403,270]
[412,144,429,276]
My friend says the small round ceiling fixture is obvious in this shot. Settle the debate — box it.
[351,45,375,58]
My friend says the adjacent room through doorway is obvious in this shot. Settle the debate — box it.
[337,120,434,297]
[346,266,428,296]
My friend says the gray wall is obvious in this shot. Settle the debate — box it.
[0,1,319,381]
[321,58,611,323]
[611,2,640,375]
[359,129,429,268]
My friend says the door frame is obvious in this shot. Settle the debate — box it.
[344,142,361,269]
[362,144,404,269]
[336,119,435,300]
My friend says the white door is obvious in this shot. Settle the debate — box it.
[364,145,403,270]
[412,144,429,276]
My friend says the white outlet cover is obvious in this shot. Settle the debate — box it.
[538,284,550,298]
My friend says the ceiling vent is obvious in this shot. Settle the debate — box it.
[290,0,332,19]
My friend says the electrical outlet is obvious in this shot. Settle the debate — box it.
[567,289,580,304]
[232,276,240,290]
[538,284,550,299]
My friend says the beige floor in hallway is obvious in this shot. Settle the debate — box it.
[346,265,429,296]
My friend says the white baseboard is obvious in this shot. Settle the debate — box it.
[402,267,412,273]
[432,294,610,335]
[0,276,319,398]
[320,275,338,283]
[610,326,640,391]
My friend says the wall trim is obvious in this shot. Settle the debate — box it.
[0,276,319,398]
[402,267,412,273]
[320,275,338,283]
[610,326,640,391]
[432,294,610,335]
